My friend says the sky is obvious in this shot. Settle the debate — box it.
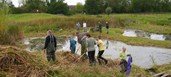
[11,0,85,7]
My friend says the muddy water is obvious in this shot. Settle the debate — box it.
[123,29,171,41]
[22,37,171,69]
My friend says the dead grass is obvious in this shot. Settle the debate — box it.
[0,45,48,77]
[0,46,151,77]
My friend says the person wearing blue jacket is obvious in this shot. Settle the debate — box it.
[69,37,77,54]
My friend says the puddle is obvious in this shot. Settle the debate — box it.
[22,37,171,69]
[123,29,171,41]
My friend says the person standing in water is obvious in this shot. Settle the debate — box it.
[44,30,57,61]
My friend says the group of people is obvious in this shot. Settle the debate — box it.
[43,30,132,76]
[69,32,108,66]
[76,22,87,32]
[76,21,109,34]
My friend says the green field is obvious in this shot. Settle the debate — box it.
[7,13,171,48]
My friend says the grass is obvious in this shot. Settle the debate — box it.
[47,52,151,77]
[107,14,171,34]
[6,13,171,48]
[0,46,152,77]
[0,9,23,45]
[8,13,56,22]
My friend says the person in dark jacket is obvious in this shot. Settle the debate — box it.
[98,21,102,33]
[69,36,77,54]
[44,30,57,61]
[106,22,109,34]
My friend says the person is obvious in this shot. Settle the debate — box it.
[119,47,127,73]
[76,22,81,32]
[97,36,108,65]
[98,21,102,33]
[69,36,77,54]
[86,33,96,66]
[76,32,88,61]
[106,22,109,34]
[126,53,133,76]
[83,22,87,32]
[44,30,57,61]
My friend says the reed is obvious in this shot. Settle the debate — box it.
[0,9,23,45]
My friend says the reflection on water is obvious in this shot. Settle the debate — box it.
[123,29,171,41]
[22,37,171,69]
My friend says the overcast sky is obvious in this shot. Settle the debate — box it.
[11,0,85,7]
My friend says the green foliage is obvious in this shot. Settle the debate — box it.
[105,7,112,15]
[47,1,69,15]
[131,0,171,12]
[84,0,105,14]
[0,7,8,31]
[0,8,23,45]
[24,0,47,13]
[84,0,171,14]
[72,3,84,14]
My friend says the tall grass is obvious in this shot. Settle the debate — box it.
[0,8,8,31]
[9,14,122,33]
[0,8,23,45]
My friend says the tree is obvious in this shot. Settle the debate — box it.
[84,0,104,14]
[23,0,47,13]
[47,1,69,15]
[72,2,84,14]
[105,7,112,15]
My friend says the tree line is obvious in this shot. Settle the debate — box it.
[84,0,171,14]
[0,0,171,15]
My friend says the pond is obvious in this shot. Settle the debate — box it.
[22,36,67,52]
[22,37,171,69]
[123,29,171,41]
